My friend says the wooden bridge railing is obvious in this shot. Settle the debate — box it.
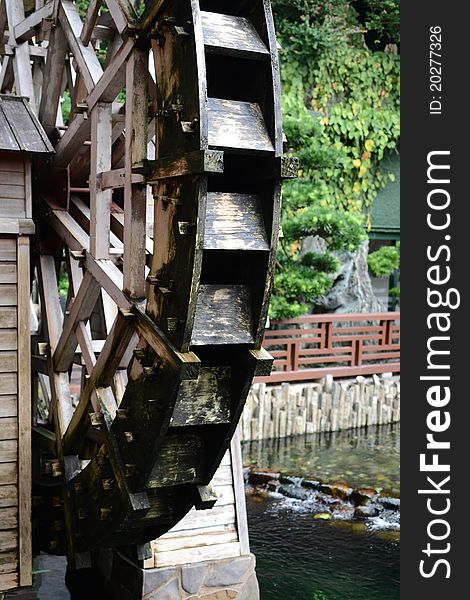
[254,312,400,384]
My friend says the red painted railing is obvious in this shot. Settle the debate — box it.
[254,312,400,384]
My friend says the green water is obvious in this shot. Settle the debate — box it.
[244,424,400,599]
[243,423,400,494]
[247,498,399,600]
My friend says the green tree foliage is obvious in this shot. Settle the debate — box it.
[367,243,400,277]
[270,0,400,318]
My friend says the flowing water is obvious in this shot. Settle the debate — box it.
[243,424,400,600]
[27,424,399,599]
[243,423,400,495]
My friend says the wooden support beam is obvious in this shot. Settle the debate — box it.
[87,35,135,110]
[38,255,74,439]
[0,56,14,93]
[101,289,118,334]
[124,48,148,298]
[70,195,123,251]
[53,271,102,372]
[17,237,32,586]
[85,253,131,310]
[76,321,97,374]
[46,204,132,309]
[110,209,153,256]
[38,20,69,133]
[54,36,135,167]
[54,113,91,167]
[90,102,113,259]
[14,2,54,44]
[0,1,7,53]
[101,168,145,190]
[4,44,49,60]
[63,310,136,453]
[5,0,36,108]
[230,427,250,555]
[104,0,138,35]
[133,306,201,381]
[59,0,103,93]
[146,150,224,182]
[80,0,102,46]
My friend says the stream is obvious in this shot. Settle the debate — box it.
[27,424,399,599]
[243,423,400,599]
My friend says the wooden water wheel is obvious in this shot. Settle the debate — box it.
[0,0,294,575]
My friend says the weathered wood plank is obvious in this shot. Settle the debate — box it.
[0,507,17,530]
[17,236,31,586]
[0,199,25,219]
[0,374,17,395]
[0,486,17,508]
[231,428,250,554]
[204,193,269,251]
[0,463,17,485]
[0,218,35,236]
[75,321,97,374]
[0,352,17,373]
[80,0,102,46]
[0,172,24,187]
[207,98,274,153]
[0,440,17,464]
[0,418,17,441]
[0,396,17,418]
[146,434,205,488]
[59,1,104,93]
[0,552,18,575]
[0,184,24,200]
[53,271,101,372]
[0,308,16,329]
[90,102,113,259]
[0,569,18,591]
[154,541,240,568]
[24,156,32,219]
[191,285,254,345]
[166,503,236,534]
[38,16,68,132]
[14,2,54,43]
[63,311,136,453]
[103,0,137,34]
[54,114,91,168]
[5,0,35,108]
[146,150,224,182]
[0,285,16,306]
[155,527,238,554]
[0,158,23,174]
[201,11,269,59]
[123,48,148,298]
[100,168,145,190]
[0,238,16,262]
[38,255,74,437]
[170,367,231,427]
[133,307,200,381]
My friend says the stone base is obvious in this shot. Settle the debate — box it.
[103,551,260,600]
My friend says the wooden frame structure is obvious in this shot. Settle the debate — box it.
[0,0,291,588]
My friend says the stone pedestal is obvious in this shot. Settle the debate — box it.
[102,550,260,600]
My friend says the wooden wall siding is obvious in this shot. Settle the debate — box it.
[0,236,19,592]
[0,233,31,591]
[0,153,33,235]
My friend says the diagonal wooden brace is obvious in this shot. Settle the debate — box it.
[53,271,102,372]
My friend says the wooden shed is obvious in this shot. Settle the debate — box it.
[0,94,53,592]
